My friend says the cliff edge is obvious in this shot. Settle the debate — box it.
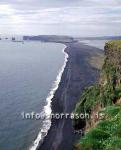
[73,40,121,150]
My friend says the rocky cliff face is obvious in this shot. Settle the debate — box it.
[73,40,121,150]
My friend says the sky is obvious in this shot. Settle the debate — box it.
[0,0,121,37]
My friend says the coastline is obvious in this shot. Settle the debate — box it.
[29,44,68,150]
[37,42,103,150]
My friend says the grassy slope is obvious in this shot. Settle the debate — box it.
[73,40,121,150]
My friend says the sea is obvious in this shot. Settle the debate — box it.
[0,40,66,150]
[0,38,108,150]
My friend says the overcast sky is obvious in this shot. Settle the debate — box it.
[0,0,121,37]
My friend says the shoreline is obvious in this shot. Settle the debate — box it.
[29,44,68,150]
[38,42,103,150]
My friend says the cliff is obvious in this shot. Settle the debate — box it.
[23,35,74,43]
[73,40,121,150]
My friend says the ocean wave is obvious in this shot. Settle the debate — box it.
[29,45,68,150]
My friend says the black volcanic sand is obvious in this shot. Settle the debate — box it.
[38,42,103,150]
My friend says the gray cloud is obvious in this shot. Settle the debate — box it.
[0,0,121,8]
[0,0,121,36]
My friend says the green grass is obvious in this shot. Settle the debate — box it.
[105,40,121,49]
[76,106,121,150]
[73,40,121,150]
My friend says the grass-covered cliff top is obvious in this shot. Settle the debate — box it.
[106,40,121,47]
[105,40,121,50]
[73,40,121,150]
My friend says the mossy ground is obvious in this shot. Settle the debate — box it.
[74,40,121,150]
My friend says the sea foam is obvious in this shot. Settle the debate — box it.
[29,45,68,150]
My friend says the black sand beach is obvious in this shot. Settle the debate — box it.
[38,42,104,150]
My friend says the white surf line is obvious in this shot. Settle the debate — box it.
[29,44,68,150]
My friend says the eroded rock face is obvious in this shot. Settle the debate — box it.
[74,40,121,130]
[104,41,121,85]
[73,40,121,150]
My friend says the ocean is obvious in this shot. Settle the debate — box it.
[0,41,66,150]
